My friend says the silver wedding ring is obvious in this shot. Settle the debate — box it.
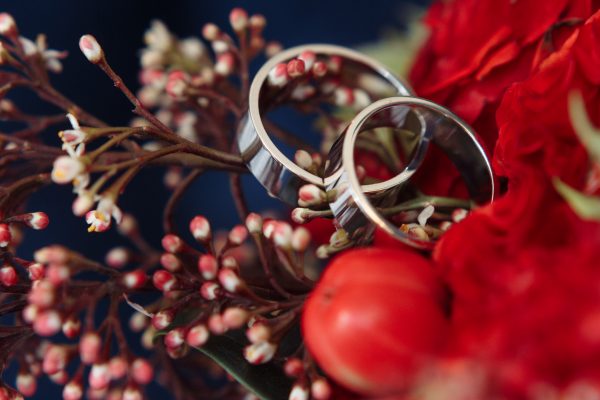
[237,44,415,205]
[326,97,495,249]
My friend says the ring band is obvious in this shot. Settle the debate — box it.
[237,44,415,205]
[326,96,495,250]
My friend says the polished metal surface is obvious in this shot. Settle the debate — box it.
[326,97,495,250]
[237,44,415,205]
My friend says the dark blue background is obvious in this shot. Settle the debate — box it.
[2,0,427,398]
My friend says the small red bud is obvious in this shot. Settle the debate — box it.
[79,332,101,365]
[131,358,154,385]
[161,234,183,253]
[152,269,176,292]
[198,254,218,280]
[189,216,211,241]
[186,324,209,347]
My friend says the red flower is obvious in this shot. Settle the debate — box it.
[409,0,595,197]
[433,10,600,396]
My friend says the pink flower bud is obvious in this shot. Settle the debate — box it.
[186,324,209,347]
[164,327,186,349]
[28,280,56,308]
[27,263,44,281]
[43,345,67,375]
[249,14,266,30]
[215,52,235,76]
[0,265,17,287]
[25,212,49,230]
[284,357,304,377]
[22,304,38,324]
[0,224,11,247]
[118,213,137,235]
[218,268,244,293]
[105,247,129,268]
[63,381,83,400]
[49,369,69,384]
[89,363,110,390]
[208,314,227,335]
[131,358,154,385]
[289,384,310,400]
[312,61,328,77]
[151,310,174,330]
[298,184,326,206]
[333,86,355,107]
[287,59,306,78]
[327,55,342,73]
[246,322,270,344]
[79,332,101,365]
[291,208,308,224]
[294,150,313,170]
[16,373,36,397]
[222,307,249,329]
[71,193,94,216]
[189,216,211,241]
[229,8,248,31]
[62,316,81,339]
[0,13,17,37]
[34,310,62,336]
[122,269,147,289]
[268,63,289,87]
[46,264,70,285]
[152,270,176,292]
[159,253,181,272]
[34,245,69,264]
[165,70,189,98]
[198,254,218,280]
[244,341,276,364]
[108,356,128,380]
[273,222,293,249]
[123,386,143,400]
[228,225,248,245]
[298,50,316,71]
[200,281,220,300]
[291,227,311,252]
[262,219,277,239]
[245,213,263,234]
[311,378,332,400]
[221,256,239,271]
[202,23,220,41]
[161,234,183,253]
[79,35,103,64]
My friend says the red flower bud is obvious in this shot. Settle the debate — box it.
[189,216,211,241]
[198,254,218,280]
[186,324,209,347]
[131,358,154,385]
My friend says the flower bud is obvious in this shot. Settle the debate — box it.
[284,357,304,377]
[0,13,17,37]
[164,327,185,349]
[22,304,38,324]
[43,345,67,375]
[0,265,17,287]
[0,224,11,247]
[333,86,355,106]
[215,52,235,76]
[298,184,326,206]
[268,63,289,87]
[89,363,110,390]
[222,307,249,329]
[46,264,70,285]
[218,268,245,293]
[208,314,227,334]
[27,263,45,281]
[151,309,174,330]
[165,70,189,98]
[108,356,128,380]
[131,358,154,385]
[202,23,220,41]
[291,227,311,252]
[122,269,147,289]
[63,381,83,400]
[25,212,49,230]
[123,386,143,400]
[62,316,81,339]
[152,269,176,292]
[105,247,129,268]
[245,213,263,234]
[16,373,36,397]
[161,234,183,253]
[452,208,469,223]
[189,215,211,241]
[186,324,209,347]
[262,220,277,239]
[129,312,148,333]
[294,150,313,170]
[244,341,276,364]
[28,280,56,308]
[34,245,69,264]
[72,194,94,217]
[229,8,248,32]
[246,322,270,344]
[312,61,328,77]
[289,384,309,400]
[198,254,218,280]
[160,253,181,272]
[287,59,306,78]
[311,378,332,400]
[228,225,248,245]
[272,222,293,249]
[298,50,316,70]
[291,208,308,224]
[200,281,220,300]
[79,332,101,365]
[79,35,104,64]
[33,310,62,336]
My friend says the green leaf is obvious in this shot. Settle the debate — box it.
[569,91,600,163]
[554,178,600,221]
[194,333,293,400]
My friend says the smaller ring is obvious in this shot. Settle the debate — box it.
[326,96,495,250]
[237,44,415,205]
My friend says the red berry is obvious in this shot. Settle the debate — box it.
[302,248,448,396]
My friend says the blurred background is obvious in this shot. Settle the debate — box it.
[2,0,429,398]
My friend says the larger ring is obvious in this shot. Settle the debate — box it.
[237,44,415,205]
[326,96,495,250]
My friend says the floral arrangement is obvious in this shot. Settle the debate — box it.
[1,1,600,400]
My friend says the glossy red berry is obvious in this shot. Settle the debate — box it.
[302,248,448,396]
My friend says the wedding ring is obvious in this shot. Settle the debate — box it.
[237,44,415,205]
[326,96,495,250]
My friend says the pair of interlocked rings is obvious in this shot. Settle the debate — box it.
[237,44,495,250]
